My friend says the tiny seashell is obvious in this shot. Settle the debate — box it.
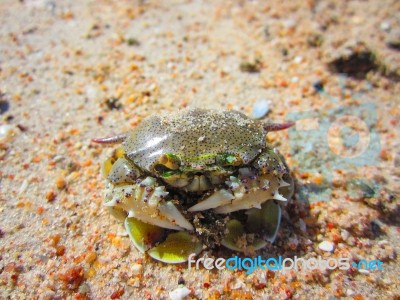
[318,240,335,252]
[169,286,191,300]
[251,99,271,119]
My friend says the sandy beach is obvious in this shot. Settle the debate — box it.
[0,0,399,298]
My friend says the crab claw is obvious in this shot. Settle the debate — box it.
[125,217,202,263]
[124,217,166,253]
[188,168,288,214]
[147,231,202,263]
[105,177,193,231]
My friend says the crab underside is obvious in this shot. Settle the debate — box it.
[102,151,293,263]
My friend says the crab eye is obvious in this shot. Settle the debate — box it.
[216,153,243,167]
[159,170,192,188]
[154,153,181,173]
[161,170,175,178]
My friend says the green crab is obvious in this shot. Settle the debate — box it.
[94,108,294,263]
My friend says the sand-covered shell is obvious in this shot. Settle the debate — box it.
[123,109,266,171]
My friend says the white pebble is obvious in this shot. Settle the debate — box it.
[294,56,303,64]
[318,241,335,252]
[169,287,191,300]
[232,279,245,289]
[380,21,391,31]
[259,272,267,284]
[0,125,14,142]
[340,229,350,241]
[283,19,296,29]
[85,85,99,101]
[131,263,143,275]
[346,289,355,296]
[251,99,271,119]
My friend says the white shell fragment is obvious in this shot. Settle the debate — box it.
[251,99,271,119]
[169,286,191,300]
[0,125,15,142]
[318,241,335,252]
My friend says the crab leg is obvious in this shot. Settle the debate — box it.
[104,177,193,231]
[92,133,127,144]
[187,189,234,212]
[263,121,295,132]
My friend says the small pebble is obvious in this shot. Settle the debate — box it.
[380,21,391,31]
[346,289,355,296]
[55,177,66,190]
[378,240,389,245]
[169,286,191,300]
[294,56,303,64]
[313,80,324,92]
[340,229,350,241]
[251,99,271,119]
[298,219,307,232]
[318,241,335,252]
[263,25,270,39]
[0,100,9,114]
[78,283,90,295]
[386,28,400,50]
[178,277,185,285]
[131,263,143,275]
[45,190,56,202]
[0,125,14,142]
[85,85,99,101]
[283,19,296,29]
